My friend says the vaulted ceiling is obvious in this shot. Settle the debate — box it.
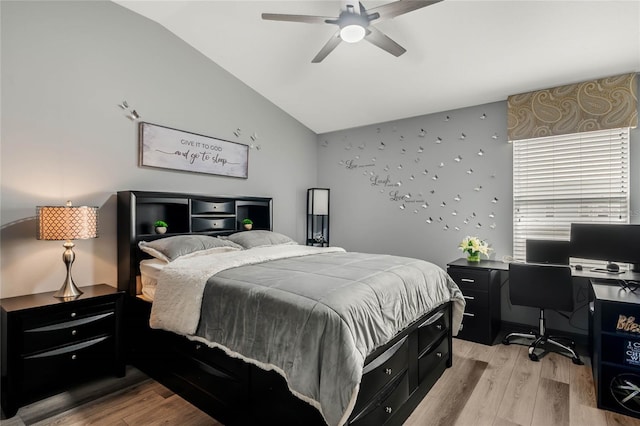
[114,0,640,134]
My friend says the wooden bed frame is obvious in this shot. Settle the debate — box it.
[117,190,453,425]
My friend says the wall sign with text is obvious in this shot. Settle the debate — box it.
[139,122,249,179]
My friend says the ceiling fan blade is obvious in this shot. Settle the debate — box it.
[261,13,334,24]
[365,26,406,57]
[367,0,442,22]
[312,31,342,63]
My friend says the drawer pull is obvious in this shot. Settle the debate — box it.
[461,278,475,283]
[70,312,77,318]
[195,344,202,350]
[463,296,475,300]
[463,313,475,317]
[436,352,443,358]
[71,354,77,360]
[385,368,393,375]
[436,324,443,330]
[385,407,393,414]
[71,330,77,336]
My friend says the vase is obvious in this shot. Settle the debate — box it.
[467,252,480,262]
[243,224,252,230]
[155,226,167,234]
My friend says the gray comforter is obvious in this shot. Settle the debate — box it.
[192,249,465,426]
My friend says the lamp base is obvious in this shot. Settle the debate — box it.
[53,241,83,300]
[53,278,83,299]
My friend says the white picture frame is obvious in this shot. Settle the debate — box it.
[139,122,249,179]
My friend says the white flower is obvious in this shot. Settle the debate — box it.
[458,236,491,257]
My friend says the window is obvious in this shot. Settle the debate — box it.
[512,128,629,262]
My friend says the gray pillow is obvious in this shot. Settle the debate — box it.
[225,230,297,249]
[139,235,243,262]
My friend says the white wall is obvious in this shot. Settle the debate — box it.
[0,1,318,297]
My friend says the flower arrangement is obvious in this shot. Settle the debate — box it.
[242,218,253,225]
[154,220,168,228]
[459,236,491,262]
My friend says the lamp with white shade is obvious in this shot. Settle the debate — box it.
[307,188,329,247]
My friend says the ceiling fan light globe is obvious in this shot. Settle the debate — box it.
[340,24,365,43]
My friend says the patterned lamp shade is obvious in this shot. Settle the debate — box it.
[37,201,98,241]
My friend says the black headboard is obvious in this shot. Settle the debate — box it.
[117,190,273,296]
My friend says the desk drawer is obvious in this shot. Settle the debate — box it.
[456,310,491,344]
[460,289,488,312]
[448,268,490,291]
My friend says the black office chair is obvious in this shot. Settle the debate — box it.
[502,262,583,365]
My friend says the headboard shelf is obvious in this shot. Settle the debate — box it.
[117,191,273,295]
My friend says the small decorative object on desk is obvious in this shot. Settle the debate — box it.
[242,218,253,230]
[154,220,168,234]
[459,235,491,262]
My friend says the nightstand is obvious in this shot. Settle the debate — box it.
[447,259,506,345]
[1,284,124,418]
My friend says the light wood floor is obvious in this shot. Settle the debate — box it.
[3,338,640,426]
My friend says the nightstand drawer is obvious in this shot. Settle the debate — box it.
[21,301,116,330]
[448,268,490,291]
[21,335,115,394]
[22,311,115,355]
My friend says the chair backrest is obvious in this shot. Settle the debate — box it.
[525,239,570,265]
[508,262,574,312]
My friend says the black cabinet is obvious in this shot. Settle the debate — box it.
[0,285,124,418]
[590,281,640,418]
[117,191,273,294]
[447,259,504,345]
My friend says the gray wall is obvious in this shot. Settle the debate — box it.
[318,79,640,334]
[0,1,317,297]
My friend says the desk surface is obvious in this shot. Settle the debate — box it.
[591,280,640,304]
[448,258,640,281]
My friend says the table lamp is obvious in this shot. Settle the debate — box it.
[36,201,98,299]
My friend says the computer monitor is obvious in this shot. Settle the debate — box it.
[569,223,640,272]
[526,239,570,265]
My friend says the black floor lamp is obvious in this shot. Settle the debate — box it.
[307,188,329,247]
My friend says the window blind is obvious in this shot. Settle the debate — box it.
[512,128,629,262]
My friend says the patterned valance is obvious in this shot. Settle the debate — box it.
[507,73,638,140]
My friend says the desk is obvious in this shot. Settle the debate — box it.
[590,280,640,418]
[447,258,640,346]
[448,258,640,418]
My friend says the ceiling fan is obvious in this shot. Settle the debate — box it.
[262,0,442,63]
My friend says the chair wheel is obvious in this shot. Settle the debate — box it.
[572,357,584,365]
[529,353,539,362]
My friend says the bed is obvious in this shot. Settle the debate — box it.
[117,190,465,426]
